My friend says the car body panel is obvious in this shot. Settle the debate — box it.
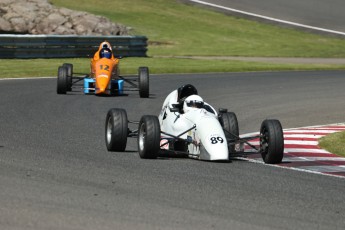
[158,89,229,161]
[84,78,124,95]
[90,42,119,95]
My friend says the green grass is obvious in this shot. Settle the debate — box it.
[2,0,345,78]
[2,58,345,78]
[319,131,345,157]
[49,0,345,57]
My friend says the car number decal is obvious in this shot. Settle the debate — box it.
[210,136,224,144]
[100,64,110,71]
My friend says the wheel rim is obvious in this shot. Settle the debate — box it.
[139,123,146,151]
[106,116,113,144]
[260,129,269,154]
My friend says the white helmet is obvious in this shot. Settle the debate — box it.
[183,95,204,113]
[100,41,112,51]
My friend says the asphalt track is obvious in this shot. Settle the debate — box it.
[1,71,345,229]
[186,0,345,35]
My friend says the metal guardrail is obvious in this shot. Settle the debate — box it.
[0,35,148,58]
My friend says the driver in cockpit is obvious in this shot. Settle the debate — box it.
[90,41,119,78]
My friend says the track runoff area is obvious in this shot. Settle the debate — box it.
[239,123,345,179]
[187,0,345,36]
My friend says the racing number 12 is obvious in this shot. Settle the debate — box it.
[100,65,109,71]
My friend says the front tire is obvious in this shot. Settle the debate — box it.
[63,63,73,91]
[260,119,284,164]
[219,112,239,153]
[138,67,149,98]
[57,66,68,94]
[105,108,128,151]
[138,115,160,159]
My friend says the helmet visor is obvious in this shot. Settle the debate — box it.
[101,51,111,59]
[186,100,204,108]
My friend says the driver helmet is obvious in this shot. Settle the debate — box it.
[183,95,204,113]
[100,47,112,59]
[100,41,112,50]
[178,84,198,102]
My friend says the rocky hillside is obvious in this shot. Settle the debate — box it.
[0,0,130,35]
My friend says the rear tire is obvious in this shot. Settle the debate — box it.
[105,108,128,151]
[138,67,149,98]
[63,63,73,91]
[138,115,160,159]
[219,112,239,153]
[260,119,284,164]
[57,66,68,94]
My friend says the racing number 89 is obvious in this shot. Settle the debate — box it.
[210,137,224,144]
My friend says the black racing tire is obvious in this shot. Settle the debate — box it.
[219,112,239,153]
[138,115,160,159]
[105,108,128,151]
[138,66,149,98]
[63,63,73,91]
[57,66,68,94]
[260,119,284,164]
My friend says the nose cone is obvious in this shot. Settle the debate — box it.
[96,74,109,94]
[94,58,114,95]
[196,115,229,161]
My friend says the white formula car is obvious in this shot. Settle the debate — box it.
[105,84,284,163]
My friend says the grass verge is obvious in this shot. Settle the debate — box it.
[319,131,345,157]
[1,0,345,78]
[48,0,345,58]
[1,58,345,78]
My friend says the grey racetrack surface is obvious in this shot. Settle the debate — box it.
[1,71,345,229]
[186,0,345,34]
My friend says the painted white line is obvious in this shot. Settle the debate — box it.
[284,134,323,139]
[302,127,345,130]
[284,148,330,154]
[284,130,338,134]
[284,140,319,145]
[188,0,345,36]
[248,140,319,146]
[283,157,345,162]
[244,148,329,154]
[235,157,345,179]
[284,123,345,131]
[299,165,345,173]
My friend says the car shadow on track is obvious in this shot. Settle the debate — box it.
[111,149,238,163]
[59,92,157,98]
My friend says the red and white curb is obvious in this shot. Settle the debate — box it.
[240,123,345,178]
